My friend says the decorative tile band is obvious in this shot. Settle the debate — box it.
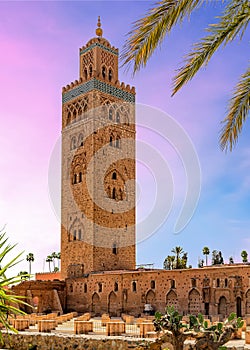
[80,43,118,56]
[62,79,135,104]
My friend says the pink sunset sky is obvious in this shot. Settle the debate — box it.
[0,1,249,275]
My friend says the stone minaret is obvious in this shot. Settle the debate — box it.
[61,18,136,279]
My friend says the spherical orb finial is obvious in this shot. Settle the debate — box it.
[96,16,103,37]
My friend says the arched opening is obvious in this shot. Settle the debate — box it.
[70,137,77,150]
[114,282,118,292]
[73,109,77,121]
[78,229,82,240]
[78,134,84,147]
[132,281,137,292]
[79,172,82,183]
[225,278,228,287]
[78,108,82,120]
[236,296,242,317]
[188,289,200,315]
[217,278,220,287]
[67,112,71,125]
[108,291,117,316]
[116,137,120,148]
[102,66,106,79]
[89,65,92,77]
[109,108,113,120]
[146,290,155,305]
[109,136,113,146]
[92,293,101,316]
[218,296,227,318]
[84,68,87,80]
[151,280,155,289]
[112,188,116,199]
[108,68,112,82]
[112,243,117,255]
[73,174,77,184]
[112,172,117,180]
[84,283,87,293]
[73,230,77,241]
[116,111,120,123]
[166,290,178,310]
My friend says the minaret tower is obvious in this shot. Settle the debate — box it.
[61,18,136,279]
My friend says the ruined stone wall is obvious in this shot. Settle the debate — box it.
[1,333,151,350]
[65,265,250,318]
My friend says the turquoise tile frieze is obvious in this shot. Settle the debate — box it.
[62,78,135,104]
[80,43,118,56]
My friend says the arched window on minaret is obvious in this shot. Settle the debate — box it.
[116,111,120,123]
[112,172,117,180]
[84,68,87,80]
[73,230,77,241]
[112,188,116,199]
[73,109,77,122]
[73,174,77,184]
[116,136,120,148]
[109,108,113,120]
[78,133,84,147]
[102,66,106,79]
[112,243,117,255]
[89,65,93,77]
[78,229,82,240]
[78,107,82,121]
[79,172,82,183]
[108,68,113,82]
[109,136,113,146]
[67,112,71,125]
[70,136,77,150]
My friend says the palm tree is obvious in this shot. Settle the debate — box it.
[170,255,175,270]
[26,252,34,276]
[0,232,30,333]
[51,252,57,271]
[46,255,53,272]
[122,1,250,151]
[171,246,184,269]
[241,250,248,263]
[202,247,210,266]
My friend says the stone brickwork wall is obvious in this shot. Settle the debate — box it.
[1,333,151,350]
[65,265,250,318]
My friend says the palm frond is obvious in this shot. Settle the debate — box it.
[173,0,250,94]
[220,67,250,151]
[122,0,205,73]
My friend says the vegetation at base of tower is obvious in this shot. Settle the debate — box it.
[46,252,60,272]
[198,258,204,268]
[26,252,34,276]
[163,247,188,270]
[202,246,210,266]
[229,256,234,264]
[153,306,243,350]
[122,0,250,152]
[241,250,248,263]
[212,250,224,265]
[46,255,53,272]
[0,232,30,341]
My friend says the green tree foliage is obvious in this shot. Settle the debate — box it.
[164,247,188,269]
[46,255,53,272]
[153,306,244,350]
[26,253,34,276]
[241,250,248,263]
[212,250,224,265]
[18,271,29,281]
[122,0,250,151]
[202,246,210,266]
[0,232,30,340]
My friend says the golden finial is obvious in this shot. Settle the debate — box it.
[96,16,103,37]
